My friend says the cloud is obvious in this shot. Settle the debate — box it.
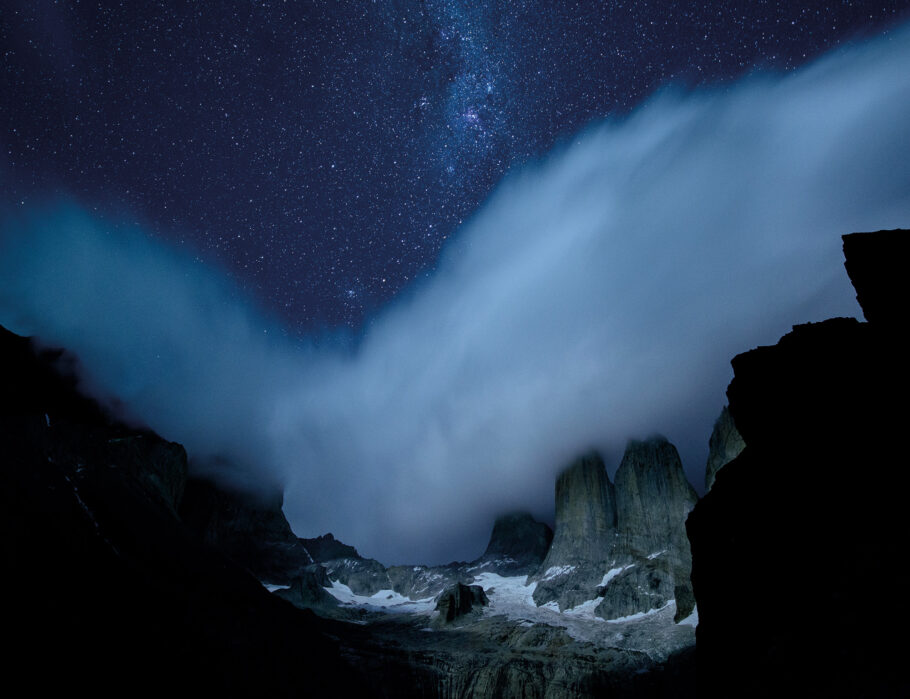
[3,26,910,564]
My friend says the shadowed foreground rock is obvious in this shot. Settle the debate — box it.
[0,324,367,696]
[688,229,910,698]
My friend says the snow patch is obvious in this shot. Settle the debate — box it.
[563,597,604,620]
[601,564,634,586]
[541,565,576,581]
[605,601,674,623]
[647,550,667,560]
[324,580,436,613]
[677,605,699,627]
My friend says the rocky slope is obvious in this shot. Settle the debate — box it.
[1,321,696,697]
[0,324,367,696]
[687,228,910,698]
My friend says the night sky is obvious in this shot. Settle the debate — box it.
[4,1,908,333]
[4,2,910,563]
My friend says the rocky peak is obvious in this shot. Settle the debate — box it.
[539,451,617,570]
[614,436,698,560]
[301,532,362,562]
[479,512,552,573]
[704,406,745,491]
[531,440,698,620]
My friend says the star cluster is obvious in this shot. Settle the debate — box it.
[3,0,908,331]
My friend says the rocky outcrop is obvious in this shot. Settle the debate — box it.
[434,582,489,623]
[704,406,745,491]
[180,475,315,584]
[687,229,910,698]
[467,511,553,576]
[544,452,618,567]
[0,324,366,696]
[302,531,361,561]
[532,441,697,621]
[532,452,618,609]
[340,615,695,699]
[598,438,697,622]
[274,564,339,610]
[613,437,696,560]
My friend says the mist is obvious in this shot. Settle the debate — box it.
[3,27,910,564]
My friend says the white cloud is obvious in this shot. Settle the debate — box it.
[3,25,909,564]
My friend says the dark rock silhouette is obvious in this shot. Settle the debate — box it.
[0,324,366,696]
[180,474,316,584]
[688,228,910,698]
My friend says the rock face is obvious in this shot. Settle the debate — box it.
[302,532,361,561]
[598,438,697,622]
[473,511,553,575]
[434,583,489,623]
[613,437,696,560]
[180,475,316,584]
[687,229,910,698]
[545,452,618,568]
[704,406,745,491]
[274,565,339,610]
[531,453,617,609]
[0,324,366,696]
[533,441,697,622]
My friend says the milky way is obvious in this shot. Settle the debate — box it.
[4,1,908,332]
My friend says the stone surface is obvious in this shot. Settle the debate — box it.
[704,406,745,491]
[532,441,697,619]
[274,565,339,610]
[544,452,618,568]
[477,511,553,574]
[613,437,697,561]
[180,475,315,584]
[434,582,489,623]
[531,452,617,608]
[301,531,361,561]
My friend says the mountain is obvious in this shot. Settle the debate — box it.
[0,324,367,695]
[687,228,910,697]
[531,439,698,623]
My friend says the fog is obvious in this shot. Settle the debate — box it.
[2,27,909,564]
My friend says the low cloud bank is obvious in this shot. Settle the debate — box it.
[3,27,910,564]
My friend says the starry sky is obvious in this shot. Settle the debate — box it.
[4,0,909,334]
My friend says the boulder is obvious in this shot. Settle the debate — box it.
[435,583,489,623]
